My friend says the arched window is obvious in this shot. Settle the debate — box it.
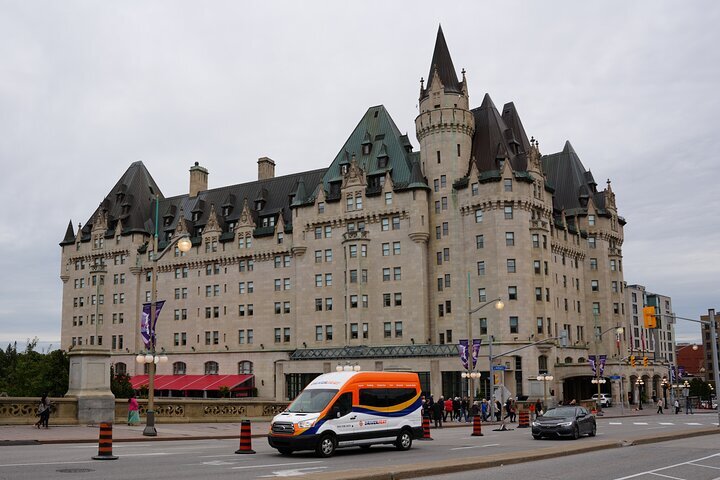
[538,355,548,374]
[204,361,219,375]
[577,357,586,364]
[114,362,127,375]
[238,361,253,374]
[564,356,573,364]
[173,361,187,375]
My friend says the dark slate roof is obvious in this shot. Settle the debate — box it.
[78,161,164,241]
[160,168,327,242]
[321,105,425,192]
[421,25,463,99]
[60,220,76,246]
[541,141,606,214]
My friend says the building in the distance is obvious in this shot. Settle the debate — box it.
[59,27,667,404]
[676,343,706,380]
[700,310,719,386]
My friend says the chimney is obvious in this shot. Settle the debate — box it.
[258,157,275,181]
[189,162,208,197]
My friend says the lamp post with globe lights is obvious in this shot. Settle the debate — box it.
[136,195,192,436]
[536,373,553,413]
[591,325,624,415]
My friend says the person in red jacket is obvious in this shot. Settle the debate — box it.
[444,397,453,422]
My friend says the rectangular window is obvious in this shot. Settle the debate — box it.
[314,227,322,239]
[382,243,390,256]
[318,202,325,213]
[588,214,595,226]
[393,267,401,281]
[504,205,513,219]
[438,304,444,317]
[381,218,390,231]
[325,325,333,340]
[475,209,483,223]
[505,232,515,246]
[507,259,516,273]
[478,288,487,302]
[479,318,487,335]
[535,287,542,301]
[476,235,484,249]
[315,250,322,263]
[392,216,401,230]
[385,192,393,205]
[362,323,369,339]
[350,270,358,283]
[384,322,392,338]
[350,323,358,338]
[325,225,332,238]
[325,249,332,262]
[443,248,450,261]
[315,298,323,311]
[349,244,357,258]
[362,295,368,308]
[440,175,446,188]
[383,293,391,307]
[315,326,323,341]
[534,260,541,274]
[532,234,540,248]
[588,237,596,249]
[509,316,519,334]
[441,197,447,211]
[591,280,599,292]
[537,317,544,334]
[393,242,401,255]
[394,292,402,306]
[395,321,403,338]
[477,261,485,275]
[325,273,332,286]
[442,222,449,236]
[274,328,281,343]
[504,178,513,192]
[508,286,517,300]
[325,298,333,311]
[315,274,322,287]
[471,183,479,196]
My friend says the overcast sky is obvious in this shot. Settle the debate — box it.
[1,1,718,350]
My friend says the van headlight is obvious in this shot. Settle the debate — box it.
[297,419,316,429]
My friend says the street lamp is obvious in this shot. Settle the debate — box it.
[536,373,553,413]
[466,273,504,412]
[661,377,669,409]
[592,325,624,415]
[137,195,192,436]
[637,378,645,410]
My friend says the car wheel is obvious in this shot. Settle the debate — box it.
[572,425,580,440]
[589,423,596,437]
[532,434,542,440]
[277,448,293,455]
[395,428,413,451]
[316,434,336,458]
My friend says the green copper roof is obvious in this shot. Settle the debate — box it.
[321,105,424,192]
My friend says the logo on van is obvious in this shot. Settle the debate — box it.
[360,419,387,427]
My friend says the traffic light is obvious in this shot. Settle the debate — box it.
[630,355,636,367]
[643,306,657,328]
[643,356,648,367]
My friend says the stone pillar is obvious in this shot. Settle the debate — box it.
[66,348,115,424]
[430,359,441,399]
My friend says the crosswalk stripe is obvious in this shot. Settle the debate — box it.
[633,422,648,425]
[609,422,622,425]
[658,423,674,425]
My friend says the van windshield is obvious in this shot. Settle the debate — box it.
[287,389,338,413]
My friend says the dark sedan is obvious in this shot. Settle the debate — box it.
[531,406,596,439]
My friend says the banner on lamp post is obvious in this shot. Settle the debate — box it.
[588,355,596,375]
[599,355,607,376]
[471,339,482,369]
[141,300,166,348]
[458,339,469,370]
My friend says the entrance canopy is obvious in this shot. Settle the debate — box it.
[130,374,254,392]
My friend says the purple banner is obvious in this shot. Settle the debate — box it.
[141,300,165,349]
[588,355,596,375]
[599,355,607,376]
[670,367,676,383]
[471,339,482,369]
[678,366,685,379]
[458,339,469,370]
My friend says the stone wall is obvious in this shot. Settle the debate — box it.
[0,397,288,425]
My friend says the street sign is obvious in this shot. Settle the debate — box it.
[610,375,621,380]
[492,365,506,371]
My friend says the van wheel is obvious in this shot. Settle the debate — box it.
[277,448,293,455]
[316,434,336,458]
[395,429,413,451]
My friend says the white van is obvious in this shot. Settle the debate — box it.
[268,371,423,457]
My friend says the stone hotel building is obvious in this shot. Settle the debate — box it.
[60,27,657,403]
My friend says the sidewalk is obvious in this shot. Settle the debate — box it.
[0,405,712,445]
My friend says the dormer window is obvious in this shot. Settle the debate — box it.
[341,165,349,175]
[498,159,505,170]
[255,201,264,211]
[227,221,236,232]
[192,211,200,222]
[194,226,203,237]
[262,216,275,228]
[164,216,173,226]
[222,206,231,217]
[362,144,371,155]
[378,156,388,168]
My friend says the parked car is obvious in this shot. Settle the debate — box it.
[591,393,612,407]
[531,406,596,440]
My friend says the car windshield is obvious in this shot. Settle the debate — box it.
[287,388,338,413]
[542,407,577,418]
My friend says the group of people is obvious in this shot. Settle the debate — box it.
[33,394,142,429]
[421,395,531,426]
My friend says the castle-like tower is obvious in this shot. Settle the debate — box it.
[59,27,668,405]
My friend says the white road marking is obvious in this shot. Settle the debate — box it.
[450,443,500,451]
[648,473,684,480]
[687,462,720,470]
[633,422,648,425]
[658,423,675,425]
[684,423,702,426]
[199,454,239,458]
[612,453,720,480]
[0,460,97,468]
[232,461,323,471]
[259,466,328,477]
[608,422,622,425]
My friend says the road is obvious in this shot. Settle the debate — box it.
[0,415,717,479]
[415,434,720,480]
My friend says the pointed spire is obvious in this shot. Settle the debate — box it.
[423,25,462,96]
[174,207,189,235]
[60,220,76,246]
[480,93,497,110]
[562,140,576,154]
[205,203,221,234]
[292,177,307,207]
[407,158,430,190]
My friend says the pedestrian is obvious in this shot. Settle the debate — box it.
[128,394,140,425]
[35,394,50,429]
[495,400,502,422]
[535,398,543,416]
[461,397,469,422]
[481,399,488,421]
[444,397,453,422]
[656,399,663,414]
[674,399,680,414]
[685,397,694,415]
[432,397,443,428]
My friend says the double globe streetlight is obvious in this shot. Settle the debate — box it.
[136,206,192,436]
[465,293,504,410]
[536,373,554,413]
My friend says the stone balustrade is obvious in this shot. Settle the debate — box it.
[0,397,288,425]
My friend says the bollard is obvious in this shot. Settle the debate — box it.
[517,410,530,428]
[471,414,484,436]
[92,423,118,460]
[235,419,256,454]
[418,415,433,441]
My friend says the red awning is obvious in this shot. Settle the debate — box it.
[130,374,254,391]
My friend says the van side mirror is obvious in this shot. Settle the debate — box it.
[330,406,341,419]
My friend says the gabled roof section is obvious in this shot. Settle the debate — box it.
[321,105,421,192]
[541,141,605,214]
[501,102,531,155]
[421,25,463,99]
[81,161,163,240]
[159,168,327,243]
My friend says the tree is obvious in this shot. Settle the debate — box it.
[0,339,69,397]
[689,378,711,399]
[111,366,135,399]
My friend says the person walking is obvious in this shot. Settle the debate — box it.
[656,399,664,414]
[494,399,502,422]
[685,396,694,414]
[480,399,488,421]
[444,397,453,422]
[535,398,543,416]
[35,394,50,429]
[431,397,443,428]
[128,394,140,425]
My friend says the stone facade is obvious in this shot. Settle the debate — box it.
[59,27,670,405]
